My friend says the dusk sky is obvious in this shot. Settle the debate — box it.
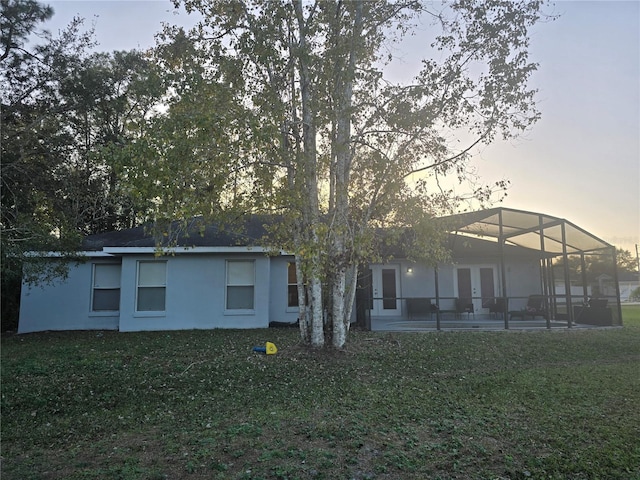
[42,0,640,253]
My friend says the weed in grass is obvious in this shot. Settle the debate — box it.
[228,448,246,459]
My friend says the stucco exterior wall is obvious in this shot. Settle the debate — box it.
[118,254,271,332]
[503,259,542,310]
[18,259,120,333]
[396,261,436,315]
[399,263,435,298]
[19,253,276,334]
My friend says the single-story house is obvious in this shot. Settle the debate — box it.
[18,208,623,333]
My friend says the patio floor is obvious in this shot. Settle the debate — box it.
[370,315,603,332]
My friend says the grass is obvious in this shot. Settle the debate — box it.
[622,303,640,325]
[2,306,639,480]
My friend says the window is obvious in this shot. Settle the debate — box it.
[137,261,166,312]
[92,264,121,311]
[226,260,254,310]
[288,262,299,308]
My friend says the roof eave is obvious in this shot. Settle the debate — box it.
[102,246,270,254]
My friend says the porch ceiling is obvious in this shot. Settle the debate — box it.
[442,208,612,255]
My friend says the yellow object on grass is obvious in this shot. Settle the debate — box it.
[265,342,278,355]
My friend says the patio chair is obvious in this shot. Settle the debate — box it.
[509,295,547,320]
[483,297,506,319]
[406,298,437,320]
[588,298,608,308]
[455,297,474,319]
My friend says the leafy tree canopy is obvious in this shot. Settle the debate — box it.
[123,0,551,347]
[1,0,163,330]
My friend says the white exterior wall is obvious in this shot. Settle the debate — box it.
[18,259,120,333]
[397,261,437,314]
[19,253,277,334]
[400,262,436,298]
[118,254,271,332]
[433,267,456,311]
[503,259,542,310]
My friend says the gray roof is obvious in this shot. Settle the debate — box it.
[82,216,271,251]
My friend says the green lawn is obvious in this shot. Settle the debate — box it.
[2,307,639,480]
[622,303,640,327]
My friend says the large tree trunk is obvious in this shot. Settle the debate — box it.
[331,267,348,347]
[330,0,363,348]
[295,255,310,344]
[294,0,324,348]
[308,272,324,347]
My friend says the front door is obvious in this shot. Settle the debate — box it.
[370,264,401,316]
[455,265,497,313]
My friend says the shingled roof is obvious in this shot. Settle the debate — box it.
[81,216,271,251]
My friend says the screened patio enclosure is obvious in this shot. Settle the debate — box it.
[439,207,623,328]
[359,207,623,330]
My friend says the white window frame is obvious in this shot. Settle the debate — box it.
[91,263,121,313]
[225,260,255,313]
[136,261,167,314]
